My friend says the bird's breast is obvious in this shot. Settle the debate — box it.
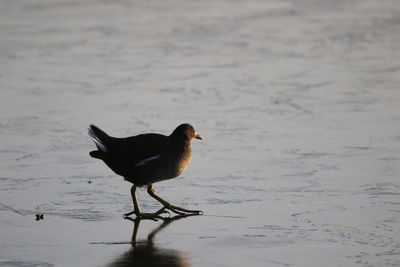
[170,145,192,177]
[175,154,192,176]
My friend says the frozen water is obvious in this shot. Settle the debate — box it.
[1,0,400,266]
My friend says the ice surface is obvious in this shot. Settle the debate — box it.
[1,0,400,266]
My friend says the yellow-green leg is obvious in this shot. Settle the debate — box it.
[123,185,168,219]
[147,184,203,215]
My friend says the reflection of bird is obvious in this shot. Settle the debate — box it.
[88,123,202,218]
[107,216,192,267]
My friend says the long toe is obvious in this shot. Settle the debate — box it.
[123,211,136,218]
[165,204,203,215]
[124,208,170,220]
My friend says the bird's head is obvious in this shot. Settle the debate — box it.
[171,123,202,141]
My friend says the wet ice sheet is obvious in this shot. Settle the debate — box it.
[1,0,400,266]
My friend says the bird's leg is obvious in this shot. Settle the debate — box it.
[147,184,203,215]
[123,185,169,220]
[123,185,140,217]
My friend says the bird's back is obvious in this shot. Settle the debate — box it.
[89,125,169,179]
[108,133,169,163]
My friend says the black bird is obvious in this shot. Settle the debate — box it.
[88,123,202,218]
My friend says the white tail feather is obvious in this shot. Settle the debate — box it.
[88,127,108,152]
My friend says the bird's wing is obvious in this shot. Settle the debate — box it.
[134,155,161,167]
[108,133,169,164]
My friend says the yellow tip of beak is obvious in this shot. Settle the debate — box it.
[195,132,202,140]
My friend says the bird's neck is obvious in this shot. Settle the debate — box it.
[172,140,192,176]
[173,139,191,155]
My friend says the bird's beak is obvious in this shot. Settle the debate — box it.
[194,131,202,140]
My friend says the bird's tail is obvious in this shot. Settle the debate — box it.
[88,124,109,153]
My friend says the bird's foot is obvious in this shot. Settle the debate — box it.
[123,208,170,221]
[163,204,203,216]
